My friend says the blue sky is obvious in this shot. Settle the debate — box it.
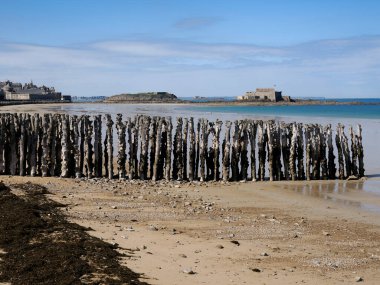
[1,0,380,98]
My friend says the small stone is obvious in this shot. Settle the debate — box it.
[322,231,331,236]
[250,268,261,273]
[179,253,187,258]
[111,206,117,209]
[149,225,158,231]
[260,252,269,256]
[230,240,240,246]
[355,276,363,282]
[182,268,195,274]
[216,244,224,249]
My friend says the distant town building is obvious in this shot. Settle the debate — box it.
[237,88,291,102]
[0,80,71,102]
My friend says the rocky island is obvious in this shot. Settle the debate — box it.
[105,92,178,103]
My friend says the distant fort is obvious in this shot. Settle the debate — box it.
[237,88,292,102]
[0,80,71,102]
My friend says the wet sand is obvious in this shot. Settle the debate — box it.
[1,176,380,284]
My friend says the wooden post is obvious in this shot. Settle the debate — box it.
[247,120,257,181]
[93,115,102,177]
[240,121,249,181]
[326,124,336,179]
[357,124,365,177]
[183,117,188,181]
[188,117,195,181]
[257,121,266,181]
[105,114,114,179]
[297,123,305,180]
[71,115,81,178]
[336,124,345,179]
[289,123,298,181]
[149,117,158,179]
[222,120,232,181]
[116,114,126,179]
[165,117,172,181]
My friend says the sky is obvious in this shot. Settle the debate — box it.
[1,0,380,98]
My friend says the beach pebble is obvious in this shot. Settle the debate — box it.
[322,231,331,236]
[250,268,262,273]
[149,225,158,231]
[355,276,363,282]
[230,240,240,246]
[260,252,269,256]
[216,244,224,249]
[182,268,195,274]
[111,205,117,209]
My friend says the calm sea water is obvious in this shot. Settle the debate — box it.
[184,98,380,120]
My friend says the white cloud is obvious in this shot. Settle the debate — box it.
[0,36,379,98]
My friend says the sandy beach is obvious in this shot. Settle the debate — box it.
[1,176,380,284]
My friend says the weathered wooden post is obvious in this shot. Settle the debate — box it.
[0,115,5,174]
[320,125,328,179]
[247,120,257,181]
[93,115,102,177]
[139,116,150,180]
[199,118,208,181]
[19,114,27,176]
[188,117,195,181]
[357,124,365,177]
[173,117,183,180]
[165,117,172,181]
[183,117,188,180]
[195,119,201,180]
[60,115,70,178]
[213,119,222,181]
[311,125,321,180]
[105,114,114,179]
[240,121,249,181]
[336,124,345,179]
[326,124,336,179]
[231,120,240,181]
[340,125,351,178]
[222,120,232,181]
[289,123,297,181]
[297,123,305,180]
[152,117,163,181]
[149,117,158,179]
[305,124,312,180]
[71,115,81,178]
[266,121,275,181]
[257,121,266,181]
[116,114,126,179]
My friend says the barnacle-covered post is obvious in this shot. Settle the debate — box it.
[19,113,27,176]
[60,115,71,177]
[340,125,351,178]
[336,124,344,179]
[116,113,126,179]
[257,121,266,181]
[0,114,5,174]
[289,123,298,181]
[320,125,328,179]
[105,114,114,179]
[149,117,158,179]
[182,117,188,181]
[93,115,102,177]
[296,123,305,180]
[199,118,208,181]
[247,120,257,181]
[213,119,223,181]
[231,120,240,181]
[165,117,173,181]
[305,124,312,180]
[188,117,195,181]
[173,117,183,180]
[71,115,81,178]
[240,121,249,181]
[139,116,150,180]
[357,124,365,177]
[222,120,232,181]
[152,117,163,181]
[266,121,274,181]
[326,124,336,179]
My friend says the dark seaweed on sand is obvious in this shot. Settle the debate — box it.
[0,182,149,285]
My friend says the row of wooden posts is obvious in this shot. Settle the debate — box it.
[0,113,364,181]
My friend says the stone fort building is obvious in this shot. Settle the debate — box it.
[237,88,291,102]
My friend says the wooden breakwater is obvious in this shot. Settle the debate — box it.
[0,113,364,181]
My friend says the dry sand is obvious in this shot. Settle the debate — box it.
[1,176,380,284]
